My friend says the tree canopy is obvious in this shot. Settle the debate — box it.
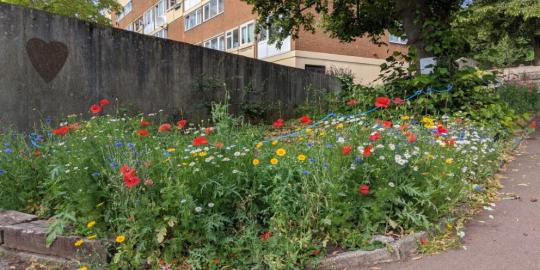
[243,0,465,61]
[457,0,540,66]
[1,0,121,25]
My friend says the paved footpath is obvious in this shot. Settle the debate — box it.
[376,128,540,270]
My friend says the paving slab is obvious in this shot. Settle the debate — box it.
[376,128,540,270]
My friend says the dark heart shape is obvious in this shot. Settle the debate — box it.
[26,38,69,83]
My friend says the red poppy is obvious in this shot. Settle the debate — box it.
[259,231,273,241]
[192,136,209,146]
[273,118,284,128]
[52,126,70,136]
[400,124,410,131]
[99,99,110,106]
[90,104,102,114]
[369,132,381,142]
[420,238,429,246]
[383,121,393,128]
[124,173,141,188]
[177,119,188,129]
[530,121,537,129]
[406,132,417,143]
[140,119,151,127]
[312,249,321,256]
[120,164,135,175]
[158,123,172,132]
[137,129,150,136]
[375,97,391,108]
[363,145,373,157]
[299,115,312,125]
[205,127,213,135]
[358,184,370,195]
[445,138,456,147]
[342,145,353,156]
[437,125,448,135]
[393,97,406,105]
[346,99,358,106]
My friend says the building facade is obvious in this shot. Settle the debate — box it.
[111,0,407,84]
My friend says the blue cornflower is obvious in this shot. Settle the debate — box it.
[0,169,5,175]
[114,141,124,147]
[303,170,310,175]
[110,161,119,169]
[3,143,10,147]
[4,149,13,154]
[323,163,329,168]
[164,151,172,157]
[473,185,483,192]
[91,172,101,177]
[355,156,363,163]
[127,143,136,149]
[308,157,316,163]
[325,144,333,149]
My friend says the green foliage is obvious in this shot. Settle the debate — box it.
[0,0,121,25]
[0,106,511,269]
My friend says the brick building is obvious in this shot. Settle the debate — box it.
[111,0,408,84]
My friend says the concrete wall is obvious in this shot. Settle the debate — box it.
[500,66,540,89]
[0,3,341,130]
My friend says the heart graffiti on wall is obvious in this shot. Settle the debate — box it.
[26,38,69,83]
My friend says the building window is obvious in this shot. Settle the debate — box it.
[167,0,181,10]
[389,34,408,45]
[155,29,168,38]
[117,1,132,21]
[240,22,255,45]
[226,28,239,50]
[305,65,326,74]
[204,35,225,51]
[184,0,201,11]
[143,9,154,34]
[155,0,166,27]
[133,16,144,32]
[203,0,224,21]
[184,8,202,30]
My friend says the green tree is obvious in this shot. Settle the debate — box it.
[458,0,540,66]
[243,0,464,62]
[0,0,121,25]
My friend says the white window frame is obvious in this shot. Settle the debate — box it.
[202,0,224,22]
[203,34,225,51]
[239,21,255,46]
[167,0,181,10]
[184,8,202,31]
[155,0,167,28]
[155,29,168,39]
[225,28,240,50]
[143,8,155,34]
[117,1,132,21]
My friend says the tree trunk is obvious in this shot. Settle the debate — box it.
[533,36,540,66]
[395,0,431,65]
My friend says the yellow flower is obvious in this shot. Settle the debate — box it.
[271,141,279,146]
[198,151,208,157]
[74,239,84,247]
[166,148,176,153]
[275,148,286,156]
[115,235,126,244]
[401,115,410,121]
[86,220,96,229]
[336,123,344,129]
[297,154,306,161]
[270,158,279,165]
[445,158,454,165]
[319,131,326,137]
[87,234,97,240]
[305,129,313,135]
[256,142,263,149]
[252,159,260,166]
[422,116,435,129]
[79,266,88,270]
